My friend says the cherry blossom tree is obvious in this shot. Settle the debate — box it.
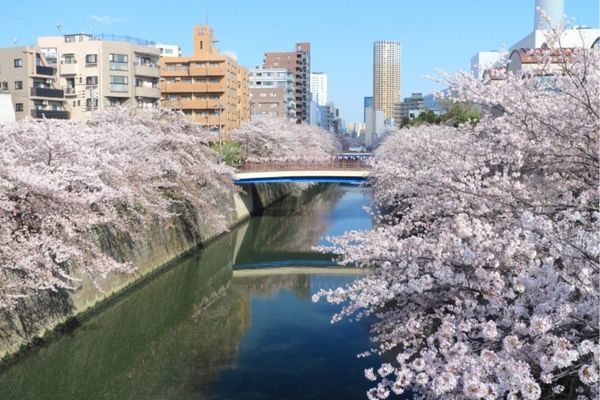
[0,107,235,310]
[315,45,599,398]
[231,117,340,165]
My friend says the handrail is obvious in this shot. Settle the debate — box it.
[237,160,369,173]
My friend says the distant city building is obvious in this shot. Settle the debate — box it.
[471,51,503,80]
[249,67,295,120]
[373,40,401,121]
[159,26,250,134]
[155,43,182,58]
[310,72,327,106]
[38,33,160,120]
[395,92,425,122]
[365,106,384,146]
[0,46,69,120]
[423,93,443,114]
[363,96,373,123]
[264,42,311,123]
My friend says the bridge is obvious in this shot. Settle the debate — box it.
[233,157,370,185]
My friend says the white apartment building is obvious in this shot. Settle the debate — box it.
[248,67,295,120]
[155,43,182,58]
[38,33,161,120]
[310,72,327,106]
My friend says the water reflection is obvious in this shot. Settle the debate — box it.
[0,185,377,400]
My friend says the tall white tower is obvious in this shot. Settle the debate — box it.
[310,72,328,106]
[534,0,564,30]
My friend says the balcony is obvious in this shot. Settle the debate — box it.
[161,67,190,77]
[134,63,160,77]
[63,86,77,96]
[134,86,160,98]
[31,109,69,119]
[189,65,225,76]
[161,82,224,93]
[30,87,64,98]
[167,99,221,109]
[35,65,55,76]
[60,62,78,75]
[109,84,129,94]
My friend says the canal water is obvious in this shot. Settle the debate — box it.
[0,185,382,400]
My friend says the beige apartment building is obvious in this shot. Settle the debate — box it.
[37,34,161,120]
[263,42,310,123]
[0,46,69,120]
[160,26,250,135]
[373,40,401,121]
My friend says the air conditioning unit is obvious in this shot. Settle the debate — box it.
[42,100,49,105]
[175,77,181,81]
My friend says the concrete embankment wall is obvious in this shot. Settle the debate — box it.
[0,182,295,358]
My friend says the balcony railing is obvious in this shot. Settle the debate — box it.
[31,109,70,119]
[35,65,55,76]
[109,84,128,92]
[30,87,64,98]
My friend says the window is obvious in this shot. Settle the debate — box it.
[109,53,128,71]
[109,53,128,63]
[86,76,98,85]
[1,81,7,91]
[14,59,22,68]
[85,54,97,64]
[14,80,23,90]
[15,103,23,112]
[109,75,128,92]
[65,36,75,43]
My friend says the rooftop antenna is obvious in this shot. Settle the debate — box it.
[12,17,21,45]
[56,20,63,34]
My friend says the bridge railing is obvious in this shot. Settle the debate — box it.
[237,159,369,173]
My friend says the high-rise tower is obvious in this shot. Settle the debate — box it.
[373,40,401,121]
[534,0,564,30]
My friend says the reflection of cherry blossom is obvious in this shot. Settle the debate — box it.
[315,43,599,399]
[0,107,235,310]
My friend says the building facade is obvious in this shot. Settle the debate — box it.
[263,42,311,123]
[310,72,327,106]
[363,96,373,123]
[155,44,182,58]
[373,40,401,122]
[160,26,250,134]
[38,34,160,121]
[395,92,425,121]
[0,46,69,120]
[249,67,295,119]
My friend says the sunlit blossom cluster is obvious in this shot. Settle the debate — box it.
[315,42,599,398]
[0,107,235,310]
[231,117,340,164]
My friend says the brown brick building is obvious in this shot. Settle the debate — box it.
[263,42,310,123]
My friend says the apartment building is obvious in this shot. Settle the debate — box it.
[248,67,295,120]
[263,42,310,123]
[0,46,69,120]
[395,92,425,121]
[160,26,250,134]
[310,72,327,106]
[155,44,182,58]
[37,33,161,120]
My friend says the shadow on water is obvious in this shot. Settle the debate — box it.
[0,184,388,400]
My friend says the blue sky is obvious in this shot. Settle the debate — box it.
[1,0,598,122]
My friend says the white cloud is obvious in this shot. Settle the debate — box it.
[89,15,129,26]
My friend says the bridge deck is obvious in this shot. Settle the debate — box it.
[234,169,369,185]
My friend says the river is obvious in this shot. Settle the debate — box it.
[0,185,382,400]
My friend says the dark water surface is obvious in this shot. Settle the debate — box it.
[0,185,381,400]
